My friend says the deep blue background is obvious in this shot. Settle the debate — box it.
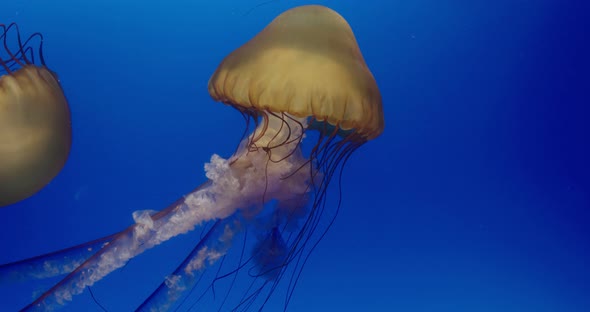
[1,0,589,311]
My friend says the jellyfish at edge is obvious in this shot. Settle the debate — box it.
[0,5,384,311]
[0,23,72,207]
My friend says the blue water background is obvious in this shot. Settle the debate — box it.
[1,0,588,311]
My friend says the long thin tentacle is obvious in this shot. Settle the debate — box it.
[0,233,117,284]
[136,215,239,311]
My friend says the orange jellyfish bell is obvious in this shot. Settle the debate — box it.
[208,4,384,141]
[0,24,71,207]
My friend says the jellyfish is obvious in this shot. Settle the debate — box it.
[0,23,72,207]
[0,5,383,311]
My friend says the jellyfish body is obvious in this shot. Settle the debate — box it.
[208,4,383,139]
[0,23,71,207]
[0,5,383,311]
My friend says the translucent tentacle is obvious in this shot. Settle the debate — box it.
[136,215,239,312]
[0,233,116,284]
[20,183,219,311]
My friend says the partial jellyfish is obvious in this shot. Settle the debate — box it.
[0,23,71,207]
[0,5,383,311]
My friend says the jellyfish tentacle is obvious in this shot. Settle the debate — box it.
[0,22,45,81]
[0,23,27,70]
[0,191,193,285]
[136,216,238,311]
[284,140,361,308]
[20,113,311,311]
[0,232,116,284]
[20,190,208,311]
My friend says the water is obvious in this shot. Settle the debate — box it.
[1,0,588,311]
